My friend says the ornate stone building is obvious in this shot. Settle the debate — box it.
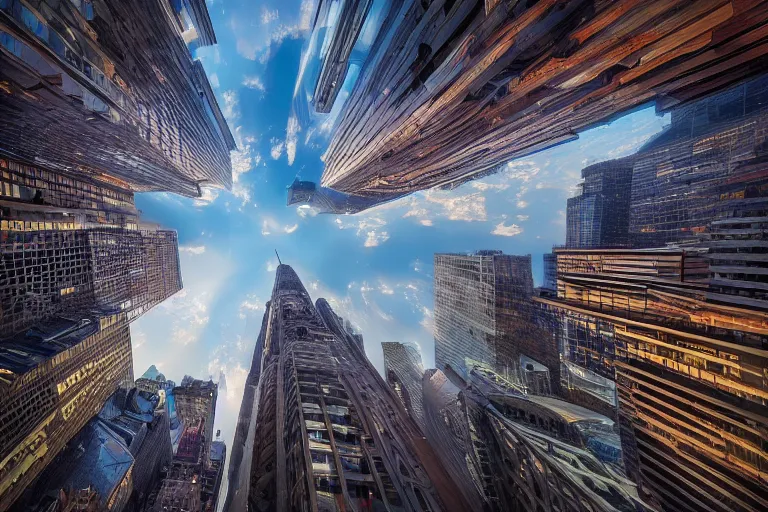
[224,265,470,511]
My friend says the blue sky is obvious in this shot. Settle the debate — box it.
[131,0,670,466]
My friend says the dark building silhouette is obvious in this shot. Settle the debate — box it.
[0,0,235,198]
[566,158,634,248]
[317,1,768,209]
[224,265,471,512]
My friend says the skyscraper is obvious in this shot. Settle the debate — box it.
[629,74,768,247]
[566,158,634,248]
[381,342,425,430]
[534,247,768,511]
[0,312,133,510]
[317,1,767,209]
[173,377,218,468]
[224,265,470,511]
[433,251,557,390]
[0,0,235,198]
[0,156,183,338]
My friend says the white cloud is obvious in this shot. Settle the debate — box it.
[516,200,529,209]
[208,73,220,89]
[230,126,262,184]
[492,222,523,237]
[284,224,298,234]
[296,205,319,218]
[516,214,530,221]
[286,115,300,165]
[242,76,266,92]
[378,282,394,295]
[179,245,206,255]
[261,7,279,24]
[194,187,220,207]
[471,182,509,192]
[221,90,239,122]
[425,191,487,221]
[270,138,285,160]
[239,295,264,319]
[364,230,389,247]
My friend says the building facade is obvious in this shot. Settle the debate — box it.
[0,312,133,510]
[381,342,425,431]
[0,0,235,198]
[566,158,634,249]
[434,251,558,391]
[534,247,768,511]
[173,377,217,469]
[629,74,768,247]
[224,265,471,512]
[317,1,768,210]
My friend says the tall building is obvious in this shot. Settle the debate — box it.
[173,377,217,467]
[534,247,768,511]
[13,386,174,511]
[381,342,425,430]
[0,0,235,198]
[14,416,135,512]
[224,265,470,512]
[0,312,133,510]
[0,156,182,338]
[433,251,558,390]
[629,74,768,247]
[566,158,634,248]
[201,434,226,512]
[147,420,207,512]
[541,250,558,294]
[421,369,491,511]
[316,1,767,209]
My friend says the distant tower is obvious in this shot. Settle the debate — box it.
[566,157,634,248]
[224,265,470,511]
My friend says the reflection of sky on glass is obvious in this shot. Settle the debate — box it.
[131,0,670,472]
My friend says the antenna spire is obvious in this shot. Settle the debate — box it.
[275,250,282,265]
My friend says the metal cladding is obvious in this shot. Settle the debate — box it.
[535,246,768,511]
[381,342,426,431]
[0,0,235,197]
[462,386,653,512]
[0,312,133,510]
[628,74,768,248]
[319,0,768,204]
[224,264,471,512]
[433,251,558,391]
[420,362,653,511]
[566,157,635,249]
